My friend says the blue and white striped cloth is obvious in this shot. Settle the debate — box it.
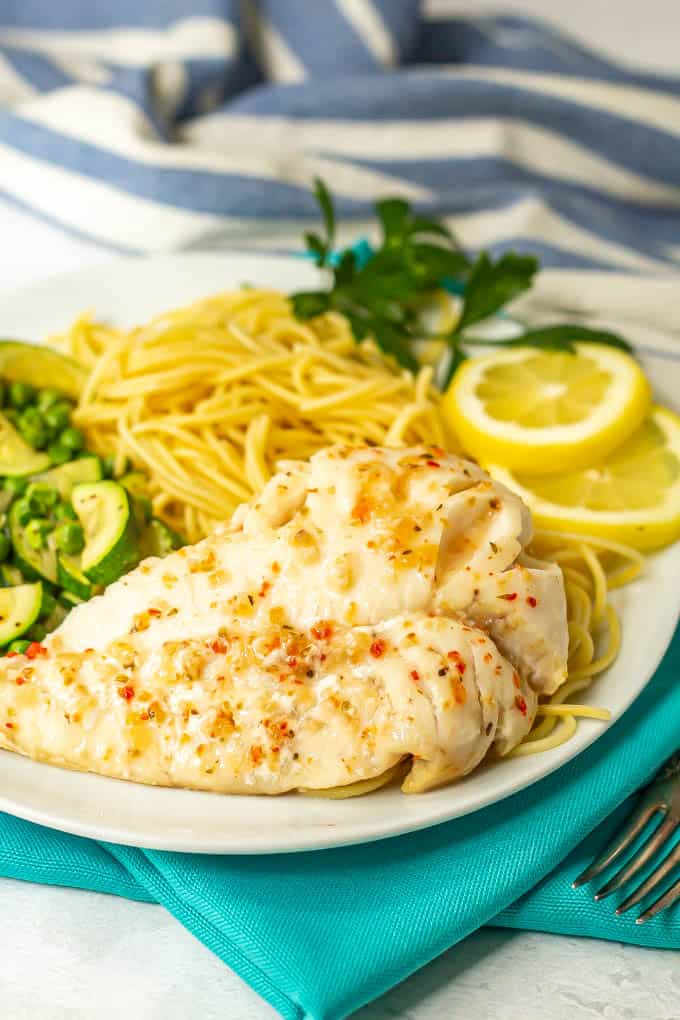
[1,1,679,271]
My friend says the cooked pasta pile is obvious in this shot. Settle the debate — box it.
[53,289,644,772]
[56,289,445,543]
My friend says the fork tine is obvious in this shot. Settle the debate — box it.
[572,801,662,889]
[636,873,680,925]
[594,816,678,901]
[616,840,680,916]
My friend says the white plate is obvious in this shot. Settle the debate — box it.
[0,253,678,854]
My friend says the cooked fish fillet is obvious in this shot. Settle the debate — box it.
[0,445,568,794]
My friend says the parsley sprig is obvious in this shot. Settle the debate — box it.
[292,179,632,387]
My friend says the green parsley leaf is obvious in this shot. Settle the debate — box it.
[454,252,539,335]
[313,177,335,254]
[292,180,633,386]
[292,291,331,320]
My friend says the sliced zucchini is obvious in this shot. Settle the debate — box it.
[1,564,24,586]
[140,517,184,559]
[9,501,58,583]
[0,413,50,476]
[71,481,141,585]
[0,581,43,646]
[32,456,102,501]
[0,340,86,399]
[57,553,92,600]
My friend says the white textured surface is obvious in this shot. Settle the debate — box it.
[0,3,678,1013]
[1,876,678,1020]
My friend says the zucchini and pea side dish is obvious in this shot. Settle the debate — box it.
[0,341,181,655]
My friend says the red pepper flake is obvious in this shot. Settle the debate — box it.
[119,685,135,701]
[456,660,466,675]
[351,498,372,524]
[15,676,25,685]
[483,652,493,664]
[6,651,19,658]
[311,622,333,641]
[370,639,387,658]
[526,596,538,608]
[26,642,48,660]
[410,669,420,682]
[5,722,14,729]
[287,656,298,669]
[148,608,162,618]
[515,695,528,716]
[512,671,521,689]
[258,581,271,598]
[250,744,263,765]
[498,593,517,601]
[453,682,467,705]
[489,498,501,510]
[447,649,461,660]
[431,446,445,457]
[426,460,440,468]
[209,638,227,654]
[271,562,281,574]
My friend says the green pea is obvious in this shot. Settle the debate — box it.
[7,639,30,655]
[59,427,85,452]
[8,381,36,409]
[43,401,72,433]
[13,497,33,526]
[24,518,52,550]
[17,407,49,450]
[47,443,72,466]
[36,388,66,413]
[54,502,77,521]
[3,475,28,497]
[26,483,59,514]
[54,520,85,555]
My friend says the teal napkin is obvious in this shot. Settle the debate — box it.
[1,628,678,1019]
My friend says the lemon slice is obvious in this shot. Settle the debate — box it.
[443,344,651,474]
[488,406,680,550]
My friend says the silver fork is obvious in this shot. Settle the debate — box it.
[572,752,680,924]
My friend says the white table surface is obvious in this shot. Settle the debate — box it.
[1,3,679,1013]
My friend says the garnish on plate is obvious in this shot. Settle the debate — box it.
[293,178,632,385]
